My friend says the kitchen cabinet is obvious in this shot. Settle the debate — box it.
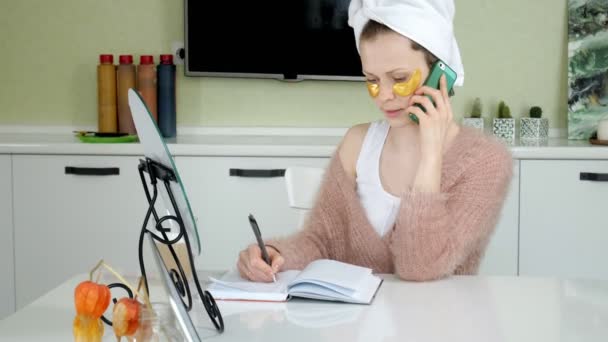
[519,160,608,279]
[0,155,15,319]
[175,156,330,270]
[12,155,149,309]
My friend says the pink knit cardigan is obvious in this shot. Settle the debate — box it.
[267,126,514,281]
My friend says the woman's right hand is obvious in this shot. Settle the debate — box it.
[237,244,284,282]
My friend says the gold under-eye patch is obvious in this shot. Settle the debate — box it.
[392,69,421,97]
[366,82,380,97]
[366,69,422,98]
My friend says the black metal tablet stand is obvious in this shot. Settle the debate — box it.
[139,157,224,332]
[99,157,224,332]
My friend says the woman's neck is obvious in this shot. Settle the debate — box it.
[385,121,461,155]
[386,121,419,150]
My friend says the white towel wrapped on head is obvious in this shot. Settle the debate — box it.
[348,0,464,86]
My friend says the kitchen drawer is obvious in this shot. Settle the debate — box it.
[519,160,608,279]
[174,156,330,270]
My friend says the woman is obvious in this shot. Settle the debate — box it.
[237,0,513,282]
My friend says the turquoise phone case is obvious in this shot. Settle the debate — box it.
[409,60,457,124]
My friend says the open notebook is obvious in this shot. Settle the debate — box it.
[206,259,383,304]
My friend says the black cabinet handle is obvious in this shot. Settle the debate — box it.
[65,166,120,176]
[580,172,608,182]
[229,168,285,178]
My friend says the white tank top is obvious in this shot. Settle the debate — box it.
[356,120,402,237]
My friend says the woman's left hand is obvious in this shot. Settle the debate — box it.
[406,74,454,158]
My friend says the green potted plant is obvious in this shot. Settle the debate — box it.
[462,97,485,131]
[520,106,548,140]
[493,100,515,141]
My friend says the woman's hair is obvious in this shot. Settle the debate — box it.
[360,20,438,68]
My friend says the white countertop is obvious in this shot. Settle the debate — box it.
[0,132,344,157]
[1,273,607,341]
[0,129,607,159]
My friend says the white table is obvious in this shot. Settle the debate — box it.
[1,273,608,341]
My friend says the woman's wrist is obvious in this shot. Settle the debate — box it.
[412,155,443,193]
[419,152,442,168]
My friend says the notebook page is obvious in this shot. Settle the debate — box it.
[206,288,289,302]
[287,282,352,301]
[289,259,372,295]
[288,274,382,304]
[207,269,299,301]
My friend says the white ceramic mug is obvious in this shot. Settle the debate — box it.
[598,118,608,140]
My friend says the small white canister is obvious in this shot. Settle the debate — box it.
[598,118,608,141]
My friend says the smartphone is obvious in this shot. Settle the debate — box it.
[409,60,457,124]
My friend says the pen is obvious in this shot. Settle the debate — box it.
[248,214,276,282]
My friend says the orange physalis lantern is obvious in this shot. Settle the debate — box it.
[74,280,111,318]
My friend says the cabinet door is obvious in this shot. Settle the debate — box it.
[519,160,608,279]
[174,156,330,270]
[478,162,519,276]
[0,155,14,319]
[13,155,149,309]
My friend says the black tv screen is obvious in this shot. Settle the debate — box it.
[185,0,364,81]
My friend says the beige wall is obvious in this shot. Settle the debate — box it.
[0,0,568,129]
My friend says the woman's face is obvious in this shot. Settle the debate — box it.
[360,31,430,128]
